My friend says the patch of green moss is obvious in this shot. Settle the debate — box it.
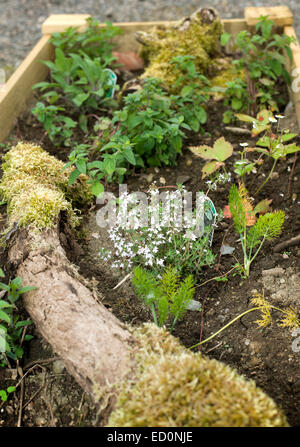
[0,142,92,231]
[107,323,288,427]
[139,13,224,90]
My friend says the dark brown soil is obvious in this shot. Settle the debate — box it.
[1,76,300,427]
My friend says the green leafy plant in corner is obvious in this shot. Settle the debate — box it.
[50,18,123,61]
[228,183,285,277]
[0,268,36,367]
[221,16,296,117]
[236,111,300,194]
[132,266,195,332]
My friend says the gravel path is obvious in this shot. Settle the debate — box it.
[0,0,300,71]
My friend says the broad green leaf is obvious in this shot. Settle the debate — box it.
[0,301,12,309]
[103,157,116,177]
[91,181,104,197]
[123,147,136,165]
[232,98,243,111]
[0,282,10,292]
[180,85,193,97]
[76,159,87,175]
[0,309,11,324]
[253,199,273,215]
[195,107,207,124]
[72,92,89,107]
[221,32,231,46]
[18,286,37,294]
[68,169,81,185]
[281,133,297,142]
[201,161,224,179]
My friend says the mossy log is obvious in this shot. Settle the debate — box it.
[135,7,227,90]
[0,143,289,426]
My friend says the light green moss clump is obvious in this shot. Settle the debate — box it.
[0,142,92,230]
[107,324,288,427]
[138,11,224,89]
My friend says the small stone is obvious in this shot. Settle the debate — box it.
[35,416,47,426]
[187,299,201,311]
[270,171,279,180]
[52,359,65,375]
[262,267,285,277]
[282,253,289,259]
[159,177,166,185]
[154,167,160,173]
[186,158,193,166]
[280,278,286,284]
[176,175,191,185]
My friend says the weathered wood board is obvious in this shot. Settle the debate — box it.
[245,6,293,26]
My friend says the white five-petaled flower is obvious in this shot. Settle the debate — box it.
[269,117,277,123]
[275,114,285,119]
[239,142,248,147]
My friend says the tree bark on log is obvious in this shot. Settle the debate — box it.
[7,226,136,399]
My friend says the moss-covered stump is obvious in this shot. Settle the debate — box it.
[136,7,226,90]
[108,324,288,427]
[0,142,92,231]
[0,142,289,426]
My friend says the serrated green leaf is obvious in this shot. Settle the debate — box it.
[0,310,11,324]
[202,161,224,179]
[91,181,104,197]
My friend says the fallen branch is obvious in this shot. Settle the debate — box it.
[273,233,300,252]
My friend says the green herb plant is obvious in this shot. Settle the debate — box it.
[32,20,122,147]
[65,138,135,196]
[0,386,16,403]
[221,16,295,118]
[0,268,36,367]
[50,18,122,60]
[102,77,189,167]
[132,266,195,332]
[170,55,210,133]
[236,112,300,194]
[228,183,285,277]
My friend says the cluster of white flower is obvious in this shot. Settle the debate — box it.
[205,171,231,192]
[99,186,215,272]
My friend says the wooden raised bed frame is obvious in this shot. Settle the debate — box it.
[0,5,299,144]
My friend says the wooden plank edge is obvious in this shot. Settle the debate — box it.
[245,6,294,26]
[42,15,247,35]
[0,35,54,143]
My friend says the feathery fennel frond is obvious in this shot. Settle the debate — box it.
[228,184,285,277]
[132,266,158,305]
[170,274,194,322]
[132,266,195,331]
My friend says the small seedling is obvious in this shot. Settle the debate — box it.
[228,183,285,277]
[132,265,195,332]
[0,268,36,366]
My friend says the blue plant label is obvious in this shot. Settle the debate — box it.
[104,69,117,98]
